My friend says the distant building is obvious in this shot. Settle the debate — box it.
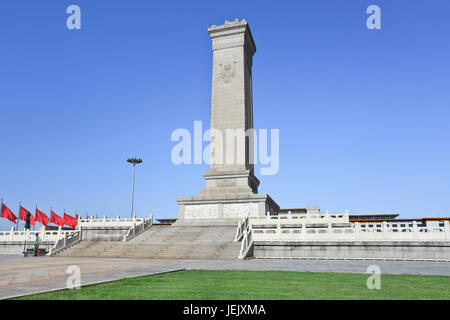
[155,218,177,225]
[348,214,399,221]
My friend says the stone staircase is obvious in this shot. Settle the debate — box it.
[55,224,241,260]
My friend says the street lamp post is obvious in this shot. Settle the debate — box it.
[127,157,142,218]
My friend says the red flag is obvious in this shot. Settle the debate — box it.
[1,203,17,223]
[50,211,65,226]
[35,208,49,226]
[64,213,78,228]
[19,206,35,226]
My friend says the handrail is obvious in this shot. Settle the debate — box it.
[238,226,253,259]
[48,227,82,256]
[122,215,153,242]
[234,217,249,242]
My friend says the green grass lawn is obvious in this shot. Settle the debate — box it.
[16,270,450,300]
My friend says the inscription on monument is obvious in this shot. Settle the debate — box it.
[216,179,237,187]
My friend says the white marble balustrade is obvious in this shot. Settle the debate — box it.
[251,220,450,241]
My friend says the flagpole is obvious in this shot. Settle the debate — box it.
[21,201,26,255]
[0,199,4,231]
[35,204,37,231]
[17,202,21,231]
[0,198,4,230]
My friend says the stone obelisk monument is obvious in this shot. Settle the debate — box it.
[177,19,279,223]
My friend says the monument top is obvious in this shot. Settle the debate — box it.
[208,18,248,31]
[208,19,256,54]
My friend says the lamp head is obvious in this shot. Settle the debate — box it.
[127,157,143,165]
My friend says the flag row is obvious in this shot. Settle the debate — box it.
[0,201,79,228]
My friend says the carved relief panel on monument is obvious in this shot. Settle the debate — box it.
[185,205,219,219]
[219,62,237,84]
[223,203,259,218]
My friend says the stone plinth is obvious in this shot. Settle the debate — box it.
[177,193,279,224]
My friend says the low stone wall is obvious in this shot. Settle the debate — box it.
[0,223,139,255]
[0,241,54,255]
[80,226,130,241]
[253,241,450,261]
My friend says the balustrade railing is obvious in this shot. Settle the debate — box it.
[251,220,450,242]
[48,228,82,256]
[249,210,350,225]
[234,217,249,242]
[238,227,253,259]
[1,215,154,244]
[122,215,153,241]
[79,215,147,227]
[0,228,76,242]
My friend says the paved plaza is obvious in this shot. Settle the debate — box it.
[0,255,449,299]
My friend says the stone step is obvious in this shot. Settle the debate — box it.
[56,225,241,259]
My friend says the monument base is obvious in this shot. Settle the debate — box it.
[199,170,260,195]
[176,193,279,223]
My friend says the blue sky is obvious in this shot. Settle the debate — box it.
[1,0,449,229]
